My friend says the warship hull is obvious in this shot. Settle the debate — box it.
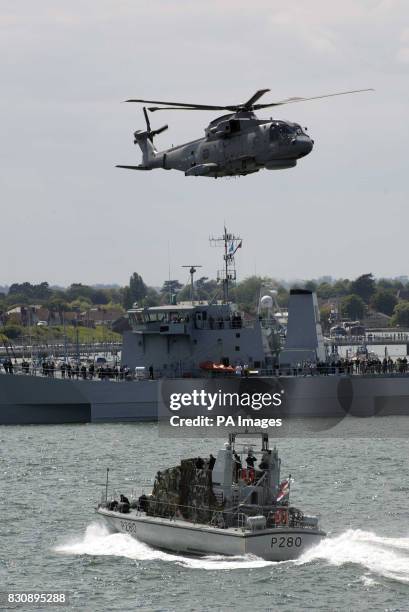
[1,372,409,424]
[97,508,325,561]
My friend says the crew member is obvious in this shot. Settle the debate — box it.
[233,452,241,481]
[246,451,256,481]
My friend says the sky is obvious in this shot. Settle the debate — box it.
[1,0,409,289]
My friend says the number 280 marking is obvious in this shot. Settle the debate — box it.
[271,536,302,548]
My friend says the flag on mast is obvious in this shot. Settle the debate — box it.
[276,476,293,502]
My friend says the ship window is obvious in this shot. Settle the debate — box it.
[254,361,261,368]
[236,333,240,338]
[235,346,240,351]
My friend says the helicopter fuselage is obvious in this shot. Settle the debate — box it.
[132,112,313,178]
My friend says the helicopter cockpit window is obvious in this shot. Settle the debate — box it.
[269,125,279,142]
[279,124,292,135]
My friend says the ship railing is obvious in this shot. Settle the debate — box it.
[258,364,409,377]
[119,497,242,527]
[0,363,135,381]
[3,362,409,380]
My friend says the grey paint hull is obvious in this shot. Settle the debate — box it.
[1,372,409,424]
[97,508,325,561]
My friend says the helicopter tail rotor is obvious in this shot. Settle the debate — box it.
[130,108,168,165]
[139,106,168,142]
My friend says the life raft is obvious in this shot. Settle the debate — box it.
[199,361,235,373]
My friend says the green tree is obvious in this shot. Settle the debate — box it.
[332,279,351,296]
[276,286,289,308]
[350,273,375,303]
[8,281,51,301]
[0,323,23,340]
[46,297,70,324]
[340,294,366,320]
[370,289,397,316]
[229,276,262,313]
[144,287,161,307]
[316,282,334,300]
[391,302,409,327]
[377,278,404,291]
[65,283,94,302]
[123,273,148,309]
[90,289,109,305]
[68,298,92,312]
[304,280,317,292]
[160,280,183,305]
[320,304,332,333]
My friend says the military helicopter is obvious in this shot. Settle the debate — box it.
[117,88,372,178]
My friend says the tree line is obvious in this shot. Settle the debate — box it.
[2,272,409,332]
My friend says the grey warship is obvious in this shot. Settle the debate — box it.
[97,432,325,561]
[1,227,409,424]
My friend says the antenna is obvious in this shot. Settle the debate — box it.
[181,265,202,302]
[209,227,242,303]
[105,467,110,502]
[167,241,172,305]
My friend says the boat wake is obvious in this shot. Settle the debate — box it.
[295,529,409,584]
[55,524,409,580]
[54,522,274,570]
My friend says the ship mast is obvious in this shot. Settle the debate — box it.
[181,265,202,302]
[209,227,242,303]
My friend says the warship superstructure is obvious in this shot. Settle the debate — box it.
[97,432,326,561]
[1,228,409,424]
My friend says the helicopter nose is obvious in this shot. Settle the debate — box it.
[293,135,313,158]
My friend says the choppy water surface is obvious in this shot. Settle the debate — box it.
[1,423,409,611]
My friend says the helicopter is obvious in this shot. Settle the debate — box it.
[117,88,373,178]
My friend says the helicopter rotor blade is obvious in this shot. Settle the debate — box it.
[151,124,169,136]
[126,98,231,111]
[143,107,151,132]
[147,106,229,112]
[243,89,270,109]
[253,88,374,109]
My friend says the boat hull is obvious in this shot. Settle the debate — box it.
[1,371,409,424]
[97,508,325,562]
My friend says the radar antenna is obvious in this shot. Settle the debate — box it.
[209,227,242,303]
[181,265,202,302]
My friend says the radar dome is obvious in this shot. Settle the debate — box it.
[260,295,273,309]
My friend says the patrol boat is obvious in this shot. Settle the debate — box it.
[96,433,326,561]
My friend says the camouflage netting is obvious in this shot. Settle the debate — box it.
[147,458,220,522]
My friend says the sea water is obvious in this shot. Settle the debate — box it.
[1,423,408,611]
